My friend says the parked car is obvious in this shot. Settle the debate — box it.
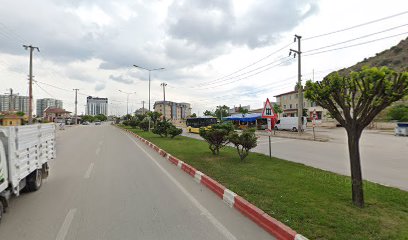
[95,121,101,125]
[82,121,90,125]
[274,117,307,132]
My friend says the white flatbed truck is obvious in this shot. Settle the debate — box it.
[0,124,56,222]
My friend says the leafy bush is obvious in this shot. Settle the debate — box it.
[152,120,182,138]
[128,119,139,128]
[153,120,171,137]
[139,118,150,131]
[95,114,107,121]
[168,125,182,138]
[387,104,408,122]
[199,123,234,155]
[82,115,95,123]
[228,128,258,161]
[122,120,130,126]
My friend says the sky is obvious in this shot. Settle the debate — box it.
[0,0,407,116]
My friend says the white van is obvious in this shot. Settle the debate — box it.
[274,117,307,132]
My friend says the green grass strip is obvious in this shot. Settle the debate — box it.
[121,126,408,240]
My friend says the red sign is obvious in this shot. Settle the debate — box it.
[262,98,276,119]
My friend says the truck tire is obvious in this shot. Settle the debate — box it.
[292,127,297,132]
[0,200,3,223]
[26,169,43,192]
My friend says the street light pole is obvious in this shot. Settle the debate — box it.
[118,90,136,119]
[133,65,165,130]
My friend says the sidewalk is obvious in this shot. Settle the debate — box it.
[256,129,330,142]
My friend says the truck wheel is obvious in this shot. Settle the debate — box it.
[0,200,3,223]
[274,126,278,130]
[292,127,297,132]
[26,169,43,192]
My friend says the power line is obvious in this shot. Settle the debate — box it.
[0,22,27,43]
[304,10,408,41]
[197,57,294,90]
[195,56,293,89]
[195,41,294,87]
[191,68,336,104]
[304,32,408,57]
[304,24,408,53]
[34,81,56,99]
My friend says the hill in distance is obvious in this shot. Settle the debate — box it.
[337,36,408,75]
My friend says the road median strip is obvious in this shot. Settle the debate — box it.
[120,126,307,240]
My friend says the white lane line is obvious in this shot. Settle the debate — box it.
[125,134,237,240]
[84,163,95,179]
[56,208,77,240]
[96,147,101,155]
[98,141,103,146]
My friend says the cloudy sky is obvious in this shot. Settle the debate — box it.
[1,0,407,116]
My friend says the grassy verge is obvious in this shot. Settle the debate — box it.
[122,126,408,240]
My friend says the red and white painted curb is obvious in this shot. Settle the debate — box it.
[121,128,308,240]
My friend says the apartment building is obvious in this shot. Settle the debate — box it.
[36,98,63,117]
[0,94,29,115]
[153,101,191,120]
[274,90,328,121]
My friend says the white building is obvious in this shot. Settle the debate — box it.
[0,94,29,115]
[36,98,63,117]
[86,96,108,116]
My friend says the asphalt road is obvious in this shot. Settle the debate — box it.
[0,124,273,240]
[182,128,408,191]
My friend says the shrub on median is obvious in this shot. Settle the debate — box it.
[199,123,234,155]
[228,128,258,161]
[152,120,182,138]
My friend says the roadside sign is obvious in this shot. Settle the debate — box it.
[312,109,317,127]
[262,98,275,119]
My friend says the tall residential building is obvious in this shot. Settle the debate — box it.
[36,98,63,117]
[86,96,108,116]
[0,94,29,115]
[153,101,191,120]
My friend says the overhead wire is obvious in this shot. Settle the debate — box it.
[197,57,295,90]
[304,32,408,57]
[194,56,293,89]
[304,23,408,53]
[304,10,408,41]
[196,41,294,87]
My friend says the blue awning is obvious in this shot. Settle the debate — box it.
[224,113,262,122]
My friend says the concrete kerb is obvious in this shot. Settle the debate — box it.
[223,189,237,208]
[119,126,308,240]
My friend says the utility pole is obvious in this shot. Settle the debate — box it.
[73,89,79,124]
[8,88,14,111]
[141,101,145,115]
[290,35,302,134]
[23,45,40,124]
[161,83,167,120]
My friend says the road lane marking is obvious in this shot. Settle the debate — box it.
[84,163,95,179]
[98,141,103,146]
[56,208,77,240]
[96,147,101,155]
[125,134,237,240]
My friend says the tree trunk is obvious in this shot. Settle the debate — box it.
[346,127,364,207]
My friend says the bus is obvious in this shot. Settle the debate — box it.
[186,117,217,133]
